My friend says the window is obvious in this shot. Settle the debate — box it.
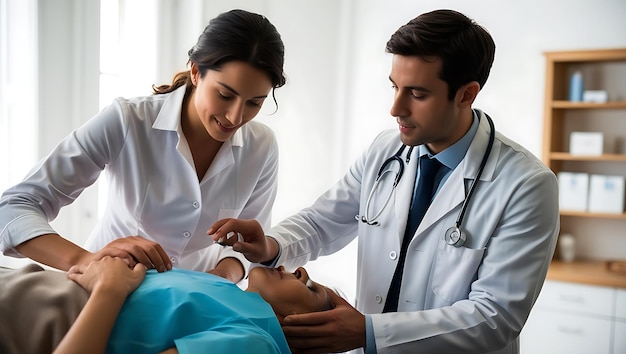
[98,0,157,215]
[99,0,156,108]
[0,0,38,193]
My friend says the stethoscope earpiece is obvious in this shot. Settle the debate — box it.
[445,227,466,247]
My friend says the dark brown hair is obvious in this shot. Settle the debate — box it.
[386,9,495,100]
[152,9,286,103]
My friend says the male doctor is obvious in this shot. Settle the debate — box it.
[213,9,559,354]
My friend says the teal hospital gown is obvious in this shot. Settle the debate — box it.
[106,268,290,354]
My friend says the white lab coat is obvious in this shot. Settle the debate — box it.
[268,110,559,353]
[0,85,279,273]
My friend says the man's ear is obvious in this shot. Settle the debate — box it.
[456,81,480,108]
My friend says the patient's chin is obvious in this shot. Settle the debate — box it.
[248,266,272,281]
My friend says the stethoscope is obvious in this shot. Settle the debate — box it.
[355,111,495,248]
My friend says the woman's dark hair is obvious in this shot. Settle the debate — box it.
[153,9,286,101]
[386,9,495,100]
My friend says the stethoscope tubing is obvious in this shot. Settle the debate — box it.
[358,145,413,225]
[453,114,495,229]
[358,110,496,243]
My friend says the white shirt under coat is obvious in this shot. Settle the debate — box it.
[0,85,279,273]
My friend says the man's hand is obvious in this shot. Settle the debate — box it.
[95,236,172,272]
[282,290,366,354]
[208,219,278,264]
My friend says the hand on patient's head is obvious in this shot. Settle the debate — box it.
[66,256,146,298]
[246,266,333,322]
[208,218,275,263]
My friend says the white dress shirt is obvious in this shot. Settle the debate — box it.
[0,85,279,273]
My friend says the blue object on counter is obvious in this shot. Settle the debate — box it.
[569,71,583,102]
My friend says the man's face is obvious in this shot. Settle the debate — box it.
[389,55,471,154]
[247,266,331,320]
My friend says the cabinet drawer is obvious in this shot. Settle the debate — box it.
[535,280,614,317]
[521,308,611,354]
[614,320,626,354]
[615,289,626,319]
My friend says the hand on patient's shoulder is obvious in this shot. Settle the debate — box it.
[97,235,172,272]
[66,256,146,299]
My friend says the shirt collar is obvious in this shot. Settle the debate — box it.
[418,110,479,170]
[152,85,187,132]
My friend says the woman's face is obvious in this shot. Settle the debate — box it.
[247,266,331,320]
[189,60,273,142]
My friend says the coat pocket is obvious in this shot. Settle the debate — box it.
[432,239,485,303]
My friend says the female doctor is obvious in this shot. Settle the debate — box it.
[0,9,286,283]
[212,9,560,353]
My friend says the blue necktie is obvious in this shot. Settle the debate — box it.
[383,156,442,313]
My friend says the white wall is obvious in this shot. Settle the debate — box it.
[2,0,626,301]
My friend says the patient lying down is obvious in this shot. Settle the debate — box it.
[0,257,334,354]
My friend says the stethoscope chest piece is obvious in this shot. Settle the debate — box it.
[445,227,466,247]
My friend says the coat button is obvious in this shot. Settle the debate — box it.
[170,257,177,265]
[375,295,383,304]
[192,201,199,208]
[183,231,191,238]
[389,251,397,260]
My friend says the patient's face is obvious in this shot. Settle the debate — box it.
[247,266,331,318]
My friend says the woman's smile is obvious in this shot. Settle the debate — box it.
[214,117,237,133]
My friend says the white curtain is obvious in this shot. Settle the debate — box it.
[100,0,159,103]
[0,0,38,194]
[0,0,38,269]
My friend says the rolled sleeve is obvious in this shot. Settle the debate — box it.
[1,211,57,257]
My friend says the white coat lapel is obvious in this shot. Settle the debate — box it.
[415,165,465,235]
[460,111,499,182]
[414,111,500,236]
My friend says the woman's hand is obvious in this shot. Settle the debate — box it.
[96,236,172,272]
[67,256,146,297]
[208,218,279,264]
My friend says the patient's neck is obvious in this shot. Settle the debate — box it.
[244,285,283,322]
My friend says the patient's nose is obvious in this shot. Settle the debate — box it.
[297,267,310,281]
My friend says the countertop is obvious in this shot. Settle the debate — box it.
[547,260,626,289]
